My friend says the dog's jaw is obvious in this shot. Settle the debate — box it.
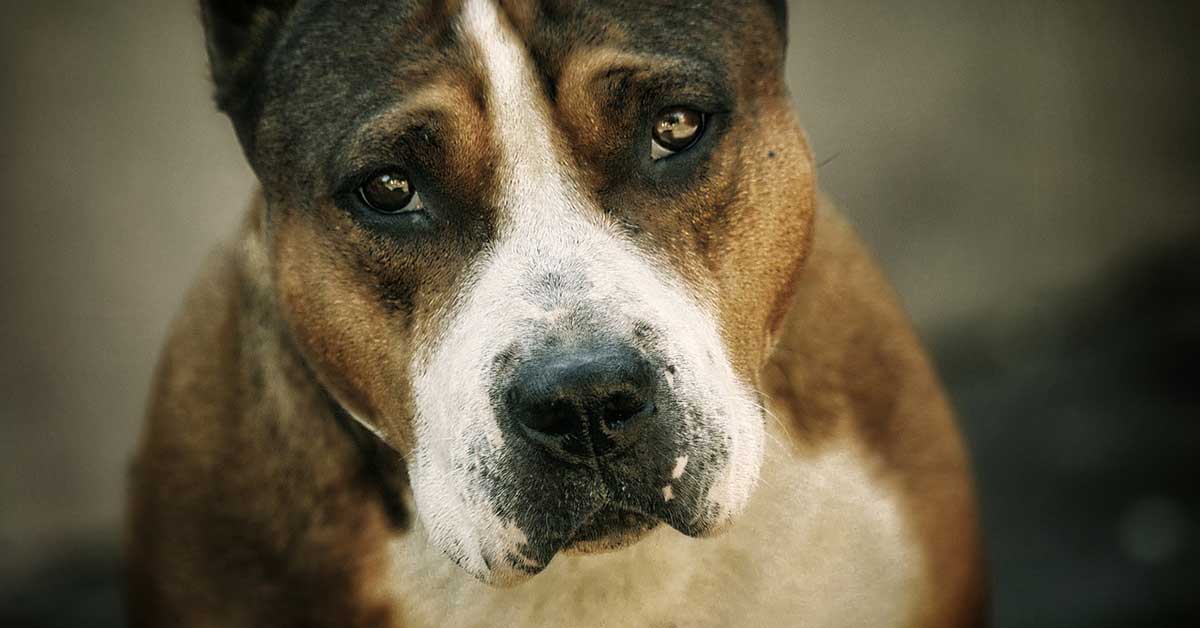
[402,0,765,586]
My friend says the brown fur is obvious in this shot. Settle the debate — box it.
[764,202,987,627]
[129,198,985,627]
[128,209,401,627]
[129,1,985,625]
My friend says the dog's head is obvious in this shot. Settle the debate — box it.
[203,0,814,585]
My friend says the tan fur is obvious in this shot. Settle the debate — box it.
[128,208,401,626]
[129,197,984,627]
[764,202,986,627]
[129,1,985,624]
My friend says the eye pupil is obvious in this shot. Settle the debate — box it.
[652,106,704,154]
[359,171,416,213]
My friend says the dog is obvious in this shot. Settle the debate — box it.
[127,1,986,626]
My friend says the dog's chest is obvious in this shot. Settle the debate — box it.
[378,439,923,628]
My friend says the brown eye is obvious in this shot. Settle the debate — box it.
[651,106,705,160]
[358,170,419,214]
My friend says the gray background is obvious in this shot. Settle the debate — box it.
[2,1,1197,626]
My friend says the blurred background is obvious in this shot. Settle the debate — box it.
[1,1,1196,626]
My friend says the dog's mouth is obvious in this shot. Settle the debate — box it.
[517,462,713,563]
[412,329,765,586]
[561,505,660,555]
[437,427,757,586]
[474,417,740,580]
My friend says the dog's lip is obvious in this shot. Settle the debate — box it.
[555,467,711,545]
[512,501,660,563]
[486,461,717,576]
[564,504,658,548]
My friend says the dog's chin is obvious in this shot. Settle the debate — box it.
[462,508,680,587]
[462,506,749,589]
[560,507,659,556]
[482,504,746,584]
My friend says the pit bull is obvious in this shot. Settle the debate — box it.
[127,1,987,626]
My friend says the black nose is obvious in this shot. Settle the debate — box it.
[504,345,658,460]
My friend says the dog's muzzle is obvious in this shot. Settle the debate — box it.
[479,327,723,564]
[408,233,765,584]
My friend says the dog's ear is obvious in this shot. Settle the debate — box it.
[765,0,787,44]
[200,0,297,147]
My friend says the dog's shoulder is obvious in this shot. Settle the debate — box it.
[128,199,400,627]
[127,210,250,624]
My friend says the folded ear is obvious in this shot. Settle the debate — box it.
[766,0,787,43]
[199,0,297,147]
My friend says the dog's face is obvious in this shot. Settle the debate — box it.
[205,0,814,584]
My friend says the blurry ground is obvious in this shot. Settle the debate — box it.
[1,1,1197,626]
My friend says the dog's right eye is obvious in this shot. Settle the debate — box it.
[650,106,705,160]
[358,170,421,214]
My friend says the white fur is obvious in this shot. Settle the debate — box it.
[388,425,922,627]
[405,0,764,584]
[671,456,689,480]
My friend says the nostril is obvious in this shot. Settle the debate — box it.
[533,400,579,436]
[506,385,580,437]
[600,393,655,429]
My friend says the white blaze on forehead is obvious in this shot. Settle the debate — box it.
[459,0,588,228]
[406,0,597,584]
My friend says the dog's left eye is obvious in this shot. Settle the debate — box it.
[358,170,421,214]
[651,106,705,160]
